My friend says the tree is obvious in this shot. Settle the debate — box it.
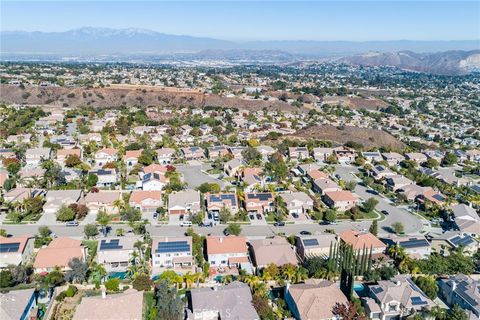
[219,207,232,224]
[0,270,13,288]
[69,204,88,220]
[65,258,88,283]
[196,182,220,193]
[56,205,76,222]
[369,220,378,236]
[345,181,357,191]
[324,209,337,222]
[104,278,120,291]
[85,174,98,188]
[10,265,28,285]
[65,154,82,167]
[38,226,52,238]
[132,273,152,291]
[414,276,438,300]
[138,149,155,166]
[332,301,367,320]
[155,279,184,320]
[97,211,111,235]
[326,153,338,164]
[448,304,468,320]
[391,222,404,235]
[84,223,99,239]
[226,223,242,236]
[425,158,440,169]
[0,229,7,237]
[242,147,262,166]
[362,197,379,213]
[442,152,458,166]
[252,294,275,319]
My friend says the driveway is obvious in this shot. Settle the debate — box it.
[334,164,425,235]
[176,164,227,189]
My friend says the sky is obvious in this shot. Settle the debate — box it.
[1,1,479,41]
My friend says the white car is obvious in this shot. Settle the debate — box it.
[180,221,192,227]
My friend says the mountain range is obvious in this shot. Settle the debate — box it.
[1,27,479,74]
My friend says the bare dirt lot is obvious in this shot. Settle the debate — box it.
[0,84,307,113]
[286,124,405,150]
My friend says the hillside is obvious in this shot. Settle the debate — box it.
[0,84,306,113]
[288,125,405,150]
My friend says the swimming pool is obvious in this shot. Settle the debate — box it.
[353,283,368,297]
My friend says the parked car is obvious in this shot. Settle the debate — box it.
[66,221,79,227]
[249,214,255,220]
[292,212,299,218]
[274,221,285,227]
[256,214,263,220]
[319,221,330,225]
[223,229,230,236]
[381,210,389,215]
[180,221,192,227]
[299,231,312,235]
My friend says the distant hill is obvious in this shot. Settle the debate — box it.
[336,50,480,75]
[1,27,478,55]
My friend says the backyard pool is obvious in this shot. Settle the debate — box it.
[353,283,368,297]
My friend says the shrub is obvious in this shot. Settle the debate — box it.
[65,285,78,297]
[104,278,120,292]
[55,291,67,302]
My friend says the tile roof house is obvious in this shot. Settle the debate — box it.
[3,188,45,203]
[206,193,239,214]
[181,147,205,160]
[186,281,259,320]
[370,165,396,181]
[256,145,275,161]
[439,275,480,318]
[94,148,118,167]
[43,189,83,215]
[129,190,162,213]
[366,275,435,320]
[244,192,275,214]
[248,237,298,269]
[312,147,334,162]
[382,152,405,166]
[208,145,229,160]
[224,158,244,177]
[34,237,86,273]
[141,172,168,191]
[362,151,383,163]
[206,236,249,268]
[307,169,330,181]
[96,237,140,272]
[0,235,35,268]
[288,147,309,160]
[241,167,264,192]
[340,230,387,254]
[295,234,338,260]
[168,189,201,215]
[89,169,117,188]
[430,232,479,256]
[450,203,480,236]
[151,236,194,275]
[405,152,428,164]
[25,147,51,166]
[73,289,144,320]
[156,147,176,164]
[124,150,143,170]
[386,175,414,191]
[285,279,348,320]
[84,190,122,215]
[323,190,359,211]
[56,148,82,166]
[0,288,38,320]
[312,178,341,195]
[383,236,431,259]
[279,192,314,215]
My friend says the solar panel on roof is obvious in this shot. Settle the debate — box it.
[411,297,428,306]
[371,287,383,294]
[399,239,430,249]
[450,235,475,247]
[156,241,190,253]
[0,243,20,253]
[303,239,319,247]
[433,194,446,201]
[99,239,123,250]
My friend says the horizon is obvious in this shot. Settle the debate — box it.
[1,1,479,42]
[2,26,480,43]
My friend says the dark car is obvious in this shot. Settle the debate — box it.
[274,221,285,227]
[256,214,263,220]
[249,214,255,220]
[223,229,230,236]
[299,231,312,235]
[381,210,389,215]
[319,221,330,225]
[367,189,378,195]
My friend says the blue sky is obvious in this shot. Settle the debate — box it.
[1,1,479,41]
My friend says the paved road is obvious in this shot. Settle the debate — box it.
[334,165,425,234]
[176,164,227,189]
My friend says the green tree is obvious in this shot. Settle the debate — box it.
[226,223,242,236]
[155,279,183,320]
[369,220,378,236]
[414,276,438,300]
[85,174,98,188]
[84,223,99,239]
[425,158,440,169]
[104,278,120,291]
[391,222,404,235]
[242,147,262,166]
[132,273,153,291]
[442,152,458,166]
[56,205,76,222]
[324,209,337,222]
[362,197,379,213]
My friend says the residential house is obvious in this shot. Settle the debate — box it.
[73,289,144,320]
[244,192,275,214]
[297,163,320,176]
[418,188,447,206]
[186,282,259,320]
[89,169,117,188]
[206,236,249,268]
[362,151,383,163]
[384,236,431,259]
[334,147,356,164]
[96,237,140,273]
[167,189,201,216]
[124,150,142,170]
[295,234,338,260]
[94,148,118,167]
[34,237,86,273]
[25,147,51,166]
[279,192,313,215]
[430,232,479,256]
[382,152,405,166]
[206,193,239,217]
[307,169,329,182]
[224,158,244,177]
[365,275,435,320]
[248,237,297,269]
[405,152,428,164]
[285,279,348,320]
[439,275,480,318]
[386,175,414,191]
[0,288,38,320]
[256,145,275,161]
[241,167,264,192]
[370,165,396,181]
[312,147,334,162]
[151,236,194,275]
[228,146,246,159]
[129,190,162,214]
[18,168,45,186]
[312,178,341,195]
[340,230,387,255]
[56,148,82,166]
[208,145,229,160]
[3,188,45,203]
[323,190,359,211]
[84,191,122,215]
[0,236,35,268]
[450,203,480,236]
[288,147,309,161]
[43,190,83,215]
[156,148,176,164]
[182,147,205,160]
[142,172,167,191]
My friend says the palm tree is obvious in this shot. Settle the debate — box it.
[293,267,308,283]
[252,282,269,299]
[244,275,260,289]
[184,272,196,288]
